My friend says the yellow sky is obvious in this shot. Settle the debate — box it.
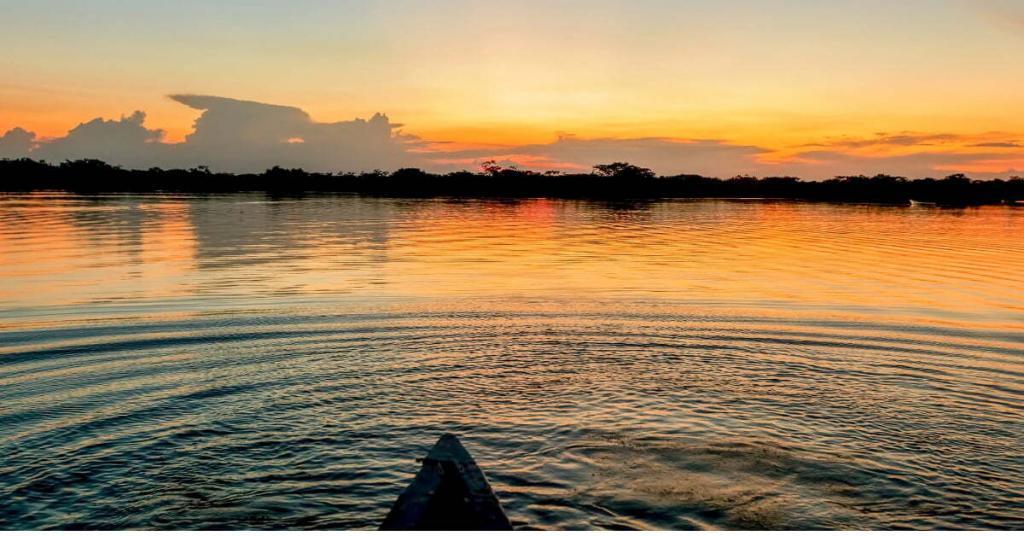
[2,1,1023,175]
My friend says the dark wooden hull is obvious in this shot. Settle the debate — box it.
[381,433,512,530]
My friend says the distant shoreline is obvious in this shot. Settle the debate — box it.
[2,158,1022,206]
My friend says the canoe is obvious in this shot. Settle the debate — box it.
[380,433,512,530]
[909,199,937,207]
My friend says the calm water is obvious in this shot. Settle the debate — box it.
[1,194,1022,530]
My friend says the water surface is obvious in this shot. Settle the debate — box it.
[1,194,1022,529]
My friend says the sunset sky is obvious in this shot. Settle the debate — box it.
[2,0,1024,177]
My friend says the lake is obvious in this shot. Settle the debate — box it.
[1,193,1022,529]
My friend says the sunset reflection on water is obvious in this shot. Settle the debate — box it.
[1,194,1022,529]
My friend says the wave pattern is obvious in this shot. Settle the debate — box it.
[1,195,1023,529]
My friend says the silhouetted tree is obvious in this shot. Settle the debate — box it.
[481,160,503,176]
[1,157,1021,204]
[593,162,655,179]
[391,168,430,181]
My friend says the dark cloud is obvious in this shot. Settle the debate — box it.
[970,141,1021,148]
[0,127,37,158]
[765,149,1022,179]
[428,135,1024,178]
[4,95,1023,178]
[814,132,960,149]
[427,136,769,177]
[171,95,313,148]
[166,95,418,172]
[33,111,166,168]
[176,95,424,172]
[15,95,418,173]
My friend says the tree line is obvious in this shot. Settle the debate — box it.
[1,158,1022,205]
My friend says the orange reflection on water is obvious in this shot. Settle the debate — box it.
[0,194,197,308]
[1,194,1023,530]
[1,195,1022,326]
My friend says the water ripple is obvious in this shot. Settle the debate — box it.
[1,195,1022,529]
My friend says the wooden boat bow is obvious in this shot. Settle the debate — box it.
[381,433,512,530]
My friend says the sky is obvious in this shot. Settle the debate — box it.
[2,0,1024,177]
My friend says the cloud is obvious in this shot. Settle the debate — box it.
[422,133,1024,178]
[806,131,1023,151]
[162,94,422,172]
[425,135,770,177]
[814,132,960,149]
[969,0,1024,34]
[0,127,37,158]
[764,149,1024,179]
[33,111,167,168]
[769,131,1024,177]
[970,141,1021,148]
[169,95,423,172]
[4,94,1024,178]
[15,95,418,173]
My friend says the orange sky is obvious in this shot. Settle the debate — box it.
[2,1,1023,176]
